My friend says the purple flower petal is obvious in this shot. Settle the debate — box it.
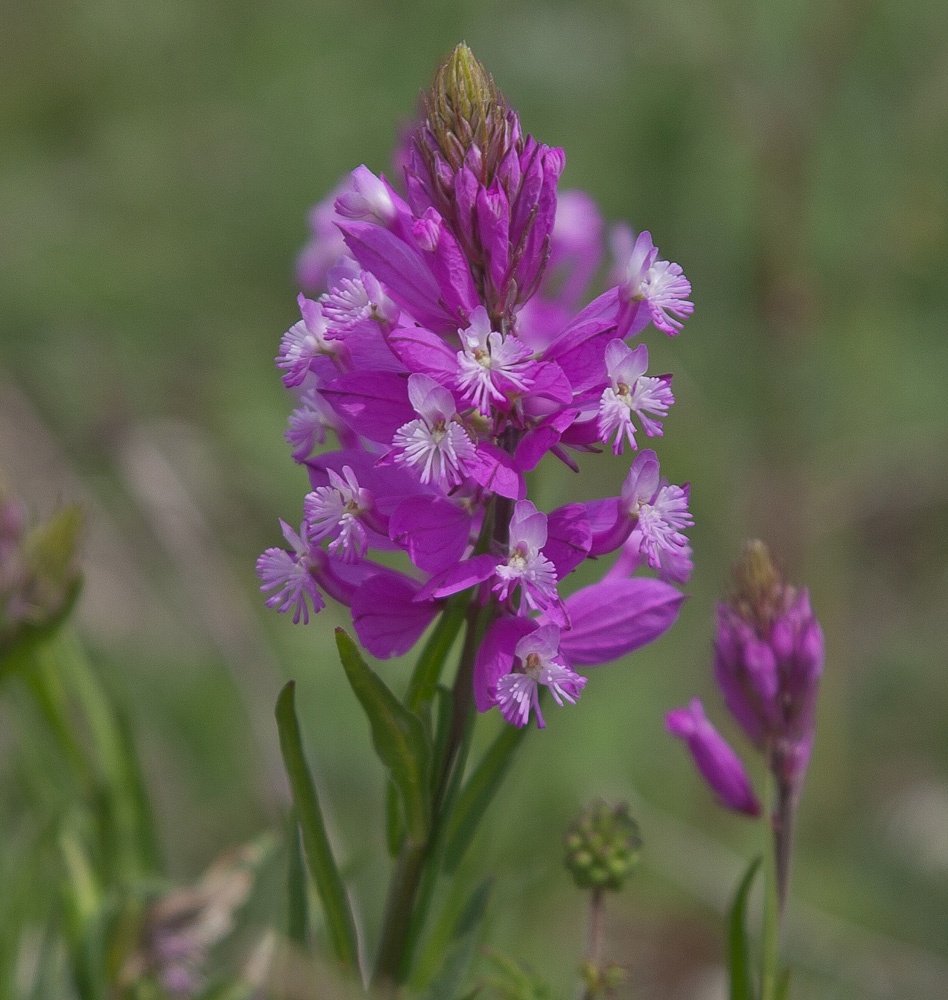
[543,504,592,578]
[351,573,439,658]
[467,442,526,500]
[389,495,474,573]
[473,615,536,712]
[559,577,685,665]
[321,372,413,443]
[666,699,760,816]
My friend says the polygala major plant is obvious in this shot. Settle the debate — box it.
[258,43,694,990]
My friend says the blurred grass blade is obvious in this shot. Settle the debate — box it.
[728,856,762,1000]
[775,968,792,1000]
[421,879,492,1000]
[275,681,358,970]
[335,628,432,844]
[443,722,529,873]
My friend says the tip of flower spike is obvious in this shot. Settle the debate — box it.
[731,538,790,631]
[424,43,509,175]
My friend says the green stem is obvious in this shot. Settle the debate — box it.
[760,768,780,1000]
[581,887,606,1000]
[372,493,515,989]
[372,595,490,989]
[21,648,93,788]
[770,751,796,914]
[57,630,157,879]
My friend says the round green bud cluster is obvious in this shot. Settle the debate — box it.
[563,800,642,891]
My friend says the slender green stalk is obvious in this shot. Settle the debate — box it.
[405,592,469,714]
[21,648,92,787]
[760,768,780,1000]
[57,631,158,878]
[372,493,521,990]
[770,753,796,914]
[580,888,606,1000]
[372,595,488,989]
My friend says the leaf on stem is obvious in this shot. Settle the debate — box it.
[274,681,359,970]
[421,879,492,1000]
[443,722,529,872]
[335,628,432,844]
[285,810,309,946]
[728,855,762,1000]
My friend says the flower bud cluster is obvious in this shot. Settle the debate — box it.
[564,800,642,891]
[259,45,695,728]
[667,540,824,815]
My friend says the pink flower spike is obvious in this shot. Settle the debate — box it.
[285,388,337,461]
[335,165,397,225]
[454,306,533,415]
[496,624,587,728]
[321,270,399,332]
[616,450,693,576]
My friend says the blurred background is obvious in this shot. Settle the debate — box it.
[2,0,947,996]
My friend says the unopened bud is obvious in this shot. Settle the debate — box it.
[731,538,790,633]
[425,43,507,174]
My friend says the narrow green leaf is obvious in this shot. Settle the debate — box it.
[286,810,309,945]
[422,879,492,1000]
[728,856,762,1000]
[430,685,454,794]
[443,722,529,872]
[385,777,404,857]
[275,681,358,970]
[335,628,432,843]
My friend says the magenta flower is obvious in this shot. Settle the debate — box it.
[666,699,760,816]
[713,547,824,791]
[667,538,824,917]
[495,625,587,729]
[391,374,478,488]
[597,340,675,454]
[612,227,694,337]
[258,44,695,727]
[256,520,325,625]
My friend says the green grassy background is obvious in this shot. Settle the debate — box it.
[2,0,948,996]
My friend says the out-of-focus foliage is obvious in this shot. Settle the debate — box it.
[2,0,947,996]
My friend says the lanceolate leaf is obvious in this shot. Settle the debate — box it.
[285,810,309,946]
[335,628,432,844]
[421,879,492,1000]
[728,856,762,1000]
[275,682,359,970]
[443,721,529,872]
